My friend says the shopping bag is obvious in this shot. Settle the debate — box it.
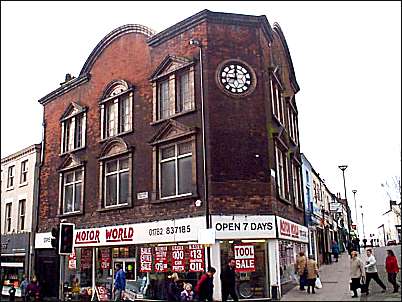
[315,277,322,289]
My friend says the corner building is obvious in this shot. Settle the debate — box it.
[36,10,306,301]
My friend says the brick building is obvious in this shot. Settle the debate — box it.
[35,10,305,301]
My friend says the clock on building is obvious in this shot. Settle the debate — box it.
[217,61,255,96]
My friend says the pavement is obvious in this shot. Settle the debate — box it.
[281,251,401,301]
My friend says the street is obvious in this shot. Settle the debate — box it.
[281,250,401,301]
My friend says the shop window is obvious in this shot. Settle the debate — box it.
[5,203,12,233]
[7,165,14,189]
[20,160,28,184]
[18,199,26,231]
[100,80,133,139]
[60,102,87,154]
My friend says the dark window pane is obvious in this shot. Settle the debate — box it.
[119,96,131,132]
[106,160,118,173]
[161,146,175,160]
[159,80,170,119]
[74,183,81,211]
[178,142,191,155]
[64,184,74,213]
[178,156,192,194]
[119,171,129,204]
[120,158,129,170]
[161,161,176,198]
[106,174,118,206]
[75,115,82,148]
[65,172,74,184]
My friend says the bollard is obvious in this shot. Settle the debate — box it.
[271,284,279,301]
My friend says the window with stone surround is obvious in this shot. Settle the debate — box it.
[291,161,302,207]
[7,165,15,189]
[270,71,285,126]
[20,160,28,184]
[275,144,290,201]
[100,80,133,139]
[5,203,12,233]
[18,199,26,231]
[60,103,87,154]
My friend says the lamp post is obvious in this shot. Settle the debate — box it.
[360,205,366,240]
[352,189,359,236]
[338,165,352,239]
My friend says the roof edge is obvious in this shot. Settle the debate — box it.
[1,143,41,164]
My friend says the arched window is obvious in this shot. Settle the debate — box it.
[100,80,133,139]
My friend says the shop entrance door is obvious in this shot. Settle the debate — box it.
[112,258,137,298]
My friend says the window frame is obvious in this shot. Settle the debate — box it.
[61,168,84,215]
[58,164,85,217]
[18,199,26,231]
[61,112,86,154]
[158,141,193,200]
[270,77,285,126]
[5,203,12,233]
[7,165,15,189]
[20,160,28,185]
[104,156,130,208]
[292,162,302,208]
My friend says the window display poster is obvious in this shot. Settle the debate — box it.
[171,246,185,272]
[95,286,109,301]
[234,244,255,272]
[68,250,77,270]
[188,244,204,272]
[100,248,111,269]
[140,247,152,272]
[154,246,168,272]
[80,248,92,269]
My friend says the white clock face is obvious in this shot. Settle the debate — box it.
[220,63,252,94]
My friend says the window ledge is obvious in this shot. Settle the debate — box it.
[295,205,304,212]
[278,196,292,205]
[59,146,86,156]
[57,211,83,218]
[99,130,134,143]
[97,203,132,212]
[150,109,196,126]
[6,187,14,191]
[151,194,197,204]
[19,183,28,188]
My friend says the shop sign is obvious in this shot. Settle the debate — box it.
[35,232,53,249]
[68,250,77,270]
[100,248,111,269]
[171,246,185,272]
[140,247,152,272]
[234,244,255,272]
[154,246,168,272]
[95,286,109,301]
[277,217,308,243]
[80,249,92,269]
[73,216,205,247]
[188,244,204,272]
[330,202,341,212]
[212,215,276,239]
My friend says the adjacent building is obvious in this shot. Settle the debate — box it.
[35,10,307,301]
[1,144,41,298]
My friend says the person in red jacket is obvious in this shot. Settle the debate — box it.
[385,249,400,293]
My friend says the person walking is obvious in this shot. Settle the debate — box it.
[195,267,216,302]
[385,249,400,293]
[167,273,181,301]
[364,248,386,295]
[20,275,29,302]
[26,276,41,302]
[295,251,307,290]
[305,255,319,294]
[220,258,239,302]
[332,240,340,262]
[113,263,126,301]
[180,283,195,301]
[350,250,365,298]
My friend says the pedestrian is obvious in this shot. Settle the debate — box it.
[350,250,365,298]
[332,240,340,262]
[71,277,81,300]
[347,241,353,256]
[8,284,16,302]
[364,248,386,295]
[385,249,400,293]
[26,276,41,302]
[220,258,239,302]
[180,283,195,301]
[20,274,29,302]
[167,273,181,301]
[195,267,216,302]
[113,263,126,301]
[295,251,307,290]
[305,254,319,294]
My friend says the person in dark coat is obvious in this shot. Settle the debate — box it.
[195,267,216,302]
[167,273,181,301]
[220,258,238,302]
[26,276,41,302]
[332,240,340,262]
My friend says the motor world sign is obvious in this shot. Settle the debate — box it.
[277,216,308,243]
[234,244,255,272]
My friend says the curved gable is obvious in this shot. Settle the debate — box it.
[272,23,300,93]
[80,24,156,77]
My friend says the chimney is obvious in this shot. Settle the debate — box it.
[60,73,74,86]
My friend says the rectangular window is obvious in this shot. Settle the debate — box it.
[292,163,300,207]
[158,80,170,119]
[63,169,83,214]
[7,166,14,188]
[177,71,193,112]
[160,142,192,199]
[105,157,129,207]
[63,114,84,153]
[20,160,28,184]
[119,95,132,133]
[106,101,118,137]
[5,203,12,233]
[18,199,26,231]
[275,146,285,199]
[271,79,285,125]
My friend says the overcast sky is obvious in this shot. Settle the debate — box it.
[1,1,401,239]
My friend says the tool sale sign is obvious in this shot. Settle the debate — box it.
[234,244,256,272]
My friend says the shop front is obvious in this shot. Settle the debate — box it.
[1,233,30,298]
[61,216,206,301]
[276,217,308,295]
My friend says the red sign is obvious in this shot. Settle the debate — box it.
[100,248,111,269]
[75,229,100,245]
[234,244,255,272]
[280,219,299,238]
[95,286,109,301]
[140,247,152,272]
[68,250,77,270]
[80,248,92,269]
[105,226,134,243]
[154,246,168,272]
[188,244,204,272]
[171,246,185,272]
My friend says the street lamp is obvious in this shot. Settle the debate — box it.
[360,205,366,240]
[352,189,358,234]
[338,165,352,239]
